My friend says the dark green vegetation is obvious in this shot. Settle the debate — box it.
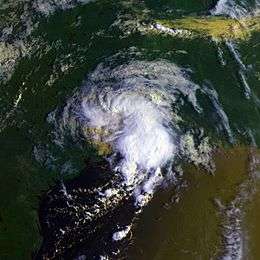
[0,0,260,259]
[0,128,55,259]
[145,0,218,16]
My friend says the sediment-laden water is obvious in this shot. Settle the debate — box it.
[0,0,260,259]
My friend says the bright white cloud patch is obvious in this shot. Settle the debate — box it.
[81,92,175,186]
[51,59,208,207]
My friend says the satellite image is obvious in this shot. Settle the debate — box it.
[1,0,260,259]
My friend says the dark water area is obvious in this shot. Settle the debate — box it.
[37,159,136,259]
[0,0,260,259]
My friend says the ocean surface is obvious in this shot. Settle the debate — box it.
[0,0,260,259]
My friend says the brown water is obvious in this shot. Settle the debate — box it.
[245,155,260,260]
[127,147,260,260]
